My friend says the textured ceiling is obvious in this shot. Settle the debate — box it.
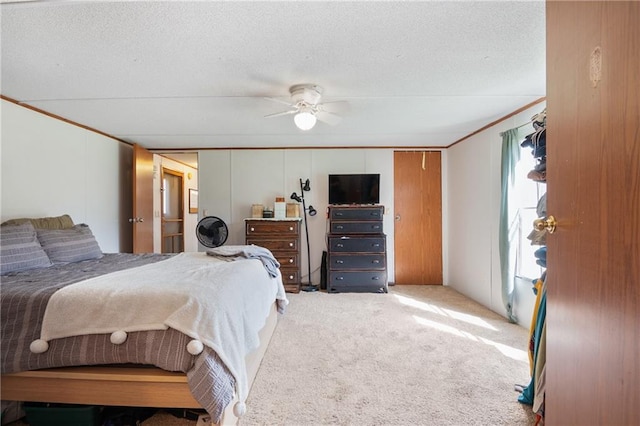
[0,1,546,150]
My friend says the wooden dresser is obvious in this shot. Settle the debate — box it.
[245,218,301,293]
[327,205,388,293]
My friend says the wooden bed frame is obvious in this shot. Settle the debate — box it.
[1,302,279,426]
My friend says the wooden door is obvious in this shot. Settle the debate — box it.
[132,144,154,253]
[394,151,442,284]
[546,2,639,424]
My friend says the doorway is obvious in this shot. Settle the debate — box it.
[161,168,184,253]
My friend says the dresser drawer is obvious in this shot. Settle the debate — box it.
[245,220,299,236]
[280,268,299,284]
[328,253,385,270]
[273,253,299,268]
[330,206,383,220]
[328,270,387,291]
[247,238,299,252]
[330,221,383,234]
[328,236,385,253]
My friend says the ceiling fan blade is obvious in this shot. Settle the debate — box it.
[264,109,297,119]
[264,97,295,107]
[316,110,342,126]
[317,100,350,114]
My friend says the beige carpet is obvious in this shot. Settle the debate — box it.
[7,285,536,426]
[240,285,536,426]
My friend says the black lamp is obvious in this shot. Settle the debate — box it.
[290,178,318,292]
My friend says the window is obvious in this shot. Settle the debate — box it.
[513,135,545,280]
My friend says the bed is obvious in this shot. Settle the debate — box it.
[0,216,287,425]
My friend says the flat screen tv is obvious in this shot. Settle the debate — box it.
[328,174,380,205]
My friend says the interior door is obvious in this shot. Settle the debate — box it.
[546,1,639,424]
[132,144,154,253]
[394,151,443,284]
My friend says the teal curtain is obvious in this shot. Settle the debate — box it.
[499,128,520,323]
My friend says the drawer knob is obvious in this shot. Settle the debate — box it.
[250,227,255,232]
[372,243,380,247]
[372,276,380,280]
[336,260,344,264]
[336,276,344,280]
[336,212,343,216]
[373,225,380,229]
[336,225,344,229]
[336,243,344,248]
[289,275,294,280]
[289,258,294,263]
[289,242,294,247]
[289,226,293,231]
[372,260,380,264]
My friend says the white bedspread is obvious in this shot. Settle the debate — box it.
[38,252,288,409]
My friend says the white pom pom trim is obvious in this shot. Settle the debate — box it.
[187,339,204,355]
[110,330,128,345]
[233,401,246,417]
[30,339,49,354]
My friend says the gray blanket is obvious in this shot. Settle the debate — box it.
[207,244,280,278]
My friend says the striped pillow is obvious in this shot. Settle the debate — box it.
[0,223,53,274]
[36,224,103,264]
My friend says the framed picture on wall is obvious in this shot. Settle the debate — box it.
[189,189,198,214]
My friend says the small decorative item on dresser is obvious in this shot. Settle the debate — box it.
[251,204,264,218]
[286,203,300,218]
[262,208,274,218]
[274,197,286,219]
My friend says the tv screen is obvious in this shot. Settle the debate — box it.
[328,174,380,205]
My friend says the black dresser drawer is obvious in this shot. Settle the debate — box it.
[329,253,386,270]
[328,236,385,253]
[328,270,387,292]
[330,221,383,234]
[330,206,384,220]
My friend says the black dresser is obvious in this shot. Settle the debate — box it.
[326,205,388,293]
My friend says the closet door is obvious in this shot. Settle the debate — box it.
[393,151,442,284]
[546,1,639,424]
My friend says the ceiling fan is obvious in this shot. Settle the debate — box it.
[264,84,349,130]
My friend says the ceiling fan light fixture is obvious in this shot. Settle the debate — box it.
[294,111,317,131]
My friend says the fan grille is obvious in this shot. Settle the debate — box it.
[196,216,228,248]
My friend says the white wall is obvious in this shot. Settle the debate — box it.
[0,99,129,253]
[198,149,396,285]
[446,101,546,326]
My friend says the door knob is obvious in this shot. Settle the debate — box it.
[395,214,401,221]
[533,215,557,234]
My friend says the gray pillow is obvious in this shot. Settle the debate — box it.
[36,224,103,264]
[0,222,53,274]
